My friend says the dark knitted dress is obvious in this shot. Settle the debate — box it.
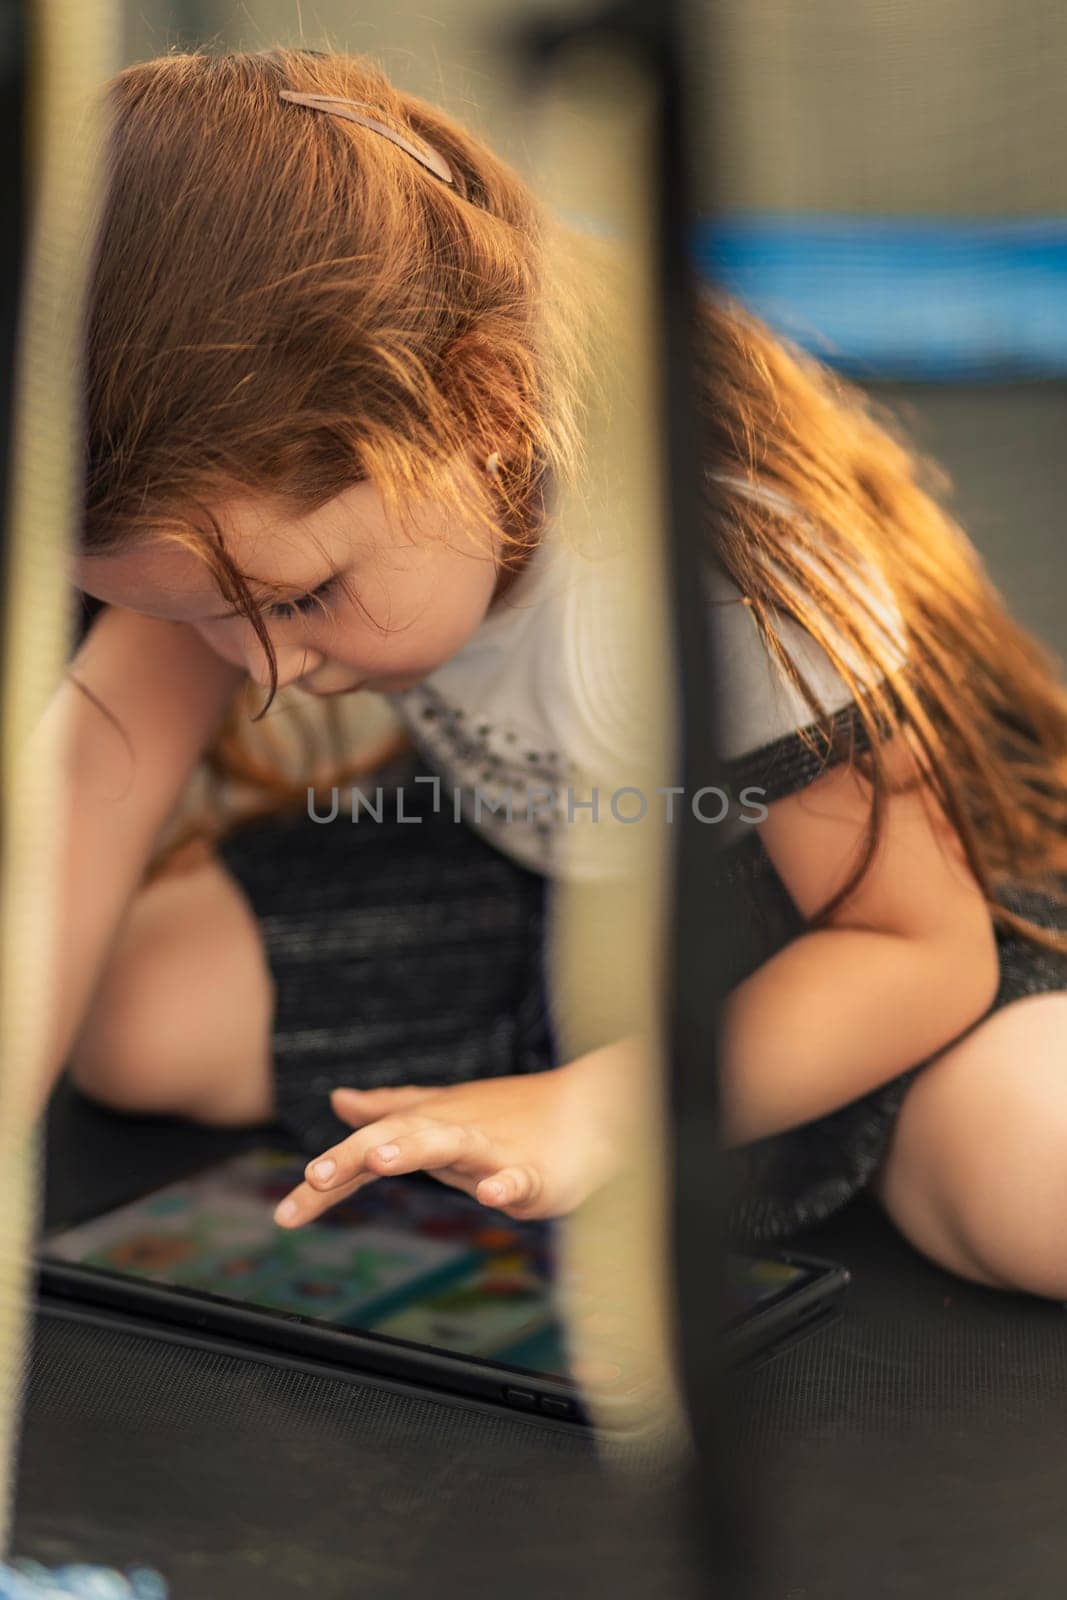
[216,722,1067,1246]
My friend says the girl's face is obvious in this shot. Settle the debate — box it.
[77,465,509,698]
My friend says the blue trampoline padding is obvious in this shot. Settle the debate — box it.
[0,1563,168,1597]
[695,215,1067,381]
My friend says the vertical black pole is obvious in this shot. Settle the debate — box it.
[642,5,752,1586]
[515,1,751,1591]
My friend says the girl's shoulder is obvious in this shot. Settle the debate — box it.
[489,474,908,812]
[704,472,909,771]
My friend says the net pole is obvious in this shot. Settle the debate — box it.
[511,1,751,1586]
[0,0,119,1551]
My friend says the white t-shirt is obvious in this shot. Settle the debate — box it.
[383,475,908,880]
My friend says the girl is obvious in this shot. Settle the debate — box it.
[56,48,1067,1300]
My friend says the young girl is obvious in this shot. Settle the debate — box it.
[55,47,1067,1301]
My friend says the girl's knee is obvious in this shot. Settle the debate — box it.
[69,948,273,1126]
[957,1030,1067,1294]
[68,854,275,1125]
[952,1118,1067,1299]
[870,1149,1011,1292]
[68,978,190,1116]
[876,1005,1067,1298]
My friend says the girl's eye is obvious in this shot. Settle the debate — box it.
[267,574,341,622]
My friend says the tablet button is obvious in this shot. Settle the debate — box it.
[539,1396,574,1420]
[503,1386,537,1410]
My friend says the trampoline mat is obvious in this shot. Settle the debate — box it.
[12,1084,1067,1598]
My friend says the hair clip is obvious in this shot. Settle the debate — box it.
[279,90,455,185]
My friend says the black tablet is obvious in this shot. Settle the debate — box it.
[37,1146,848,1429]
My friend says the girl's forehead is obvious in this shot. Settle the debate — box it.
[75,491,362,619]
[74,536,278,622]
[215,480,380,562]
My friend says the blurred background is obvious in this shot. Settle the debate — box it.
[121,0,1067,659]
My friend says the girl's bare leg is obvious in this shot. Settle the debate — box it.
[870,992,1067,1298]
[67,838,276,1127]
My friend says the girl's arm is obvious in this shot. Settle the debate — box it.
[30,606,244,1110]
[719,729,1001,1147]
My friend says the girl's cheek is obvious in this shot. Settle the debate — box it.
[190,619,295,683]
[212,627,299,685]
[189,623,247,668]
[192,611,378,678]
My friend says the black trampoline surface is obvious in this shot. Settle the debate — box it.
[11,1080,1067,1599]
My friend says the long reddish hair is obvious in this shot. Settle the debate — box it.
[82,46,1067,953]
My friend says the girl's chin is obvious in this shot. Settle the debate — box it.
[363,672,427,693]
[301,680,365,698]
[381,674,426,692]
[304,672,425,698]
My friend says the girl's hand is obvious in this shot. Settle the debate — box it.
[272,1045,636,1228]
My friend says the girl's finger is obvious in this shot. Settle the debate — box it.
[363,1122,480,1178]
[304,1113,427,1190]
[476,1165,543,1213]
[274,1170,378,1229]
[330,1084,431,1126]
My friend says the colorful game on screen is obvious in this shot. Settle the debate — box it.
[44,1149,811,1377]
[44,1149,570,1375]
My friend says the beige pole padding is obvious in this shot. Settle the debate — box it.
[527,45,692,1455]
[0,2,119,1552]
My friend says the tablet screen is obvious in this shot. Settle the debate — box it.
[43,1148,571,1377]
[42,1147,822,1383]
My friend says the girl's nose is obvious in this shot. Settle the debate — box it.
[245,642,324,692]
